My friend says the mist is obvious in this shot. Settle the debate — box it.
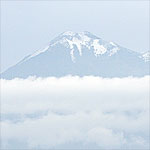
[1,76,149,149]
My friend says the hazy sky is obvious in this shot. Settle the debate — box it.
[1,1,149,72]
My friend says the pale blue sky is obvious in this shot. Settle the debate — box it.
[1,1,149,72]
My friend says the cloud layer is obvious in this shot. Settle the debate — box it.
[1,76,149,149]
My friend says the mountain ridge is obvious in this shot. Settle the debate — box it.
[1,31,149,79]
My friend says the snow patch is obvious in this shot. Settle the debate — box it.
[110,42,116,47]
[29,45,50,58]
[62,31,75,36]
[22,45,50,63]
[92,39,107,56]
[64,33,92,61]
[109,47,120,56]
[70,49,75,62]
[79,33,91,43]
[141,52,150,62]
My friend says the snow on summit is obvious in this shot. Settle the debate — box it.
[52,31,121,60]
[1,31,149,79]
[29,31,121,62]
[22,31,149,64]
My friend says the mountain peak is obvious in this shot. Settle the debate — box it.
[22,31,123,63]
[50,31,121,61]
[60,31,99,39]
[1,31,149,79]
[20,31,149,64]
[62,31,92,36]
[62,31,76,36]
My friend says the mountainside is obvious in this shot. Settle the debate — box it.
[1,31,150,79]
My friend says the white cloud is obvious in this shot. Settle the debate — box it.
[1,76,149,149]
